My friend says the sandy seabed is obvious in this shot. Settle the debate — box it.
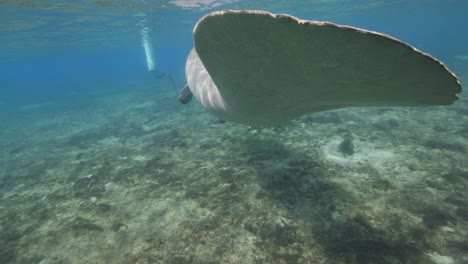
[1,79,468,264]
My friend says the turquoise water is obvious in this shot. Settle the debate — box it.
[1,1,467,263]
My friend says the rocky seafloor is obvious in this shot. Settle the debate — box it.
[1,77,468,264]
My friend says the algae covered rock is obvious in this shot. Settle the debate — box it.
[339,132,355,156]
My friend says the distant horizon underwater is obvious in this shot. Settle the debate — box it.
[1,1,468,263]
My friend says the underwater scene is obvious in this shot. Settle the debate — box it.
[1,0,468,263]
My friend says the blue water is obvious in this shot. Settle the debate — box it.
[1,0,467,105]
[1,1,468,263]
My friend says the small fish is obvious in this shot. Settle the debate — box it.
[178,84,193,104]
